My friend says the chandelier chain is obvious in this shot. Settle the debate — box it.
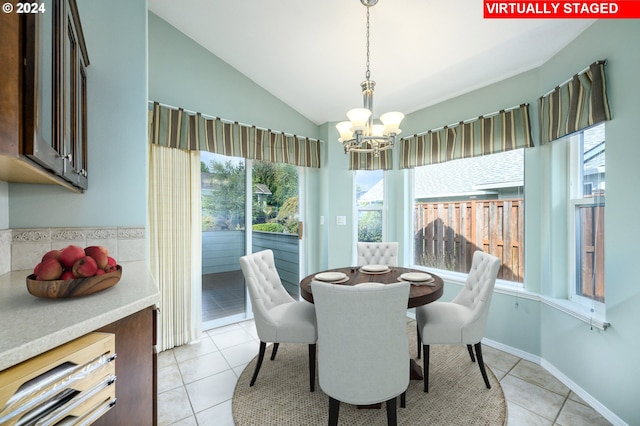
[365,6,370,81]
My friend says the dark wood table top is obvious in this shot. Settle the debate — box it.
[300,266,443,308]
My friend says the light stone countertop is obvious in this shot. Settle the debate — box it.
[0,261,160,371]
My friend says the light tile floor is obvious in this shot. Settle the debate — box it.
[157,319,612,426]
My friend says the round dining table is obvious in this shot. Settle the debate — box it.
[300,266,444,386]
[299,266,444,309]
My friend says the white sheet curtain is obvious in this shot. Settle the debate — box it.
[149,144,202,351]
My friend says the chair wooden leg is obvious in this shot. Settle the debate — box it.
[467,344,476,362]
[474,342,491,389]
[400,391,406,408]
[385,396,397,426]
[270,342,280,360]
[250,341,267,387]
[416,323,422,359]
[423,344,430,392]
[309,344,316,392]
[328,397,340,426]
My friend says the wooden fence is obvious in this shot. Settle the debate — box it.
[579,205,605,302]
[414,199,524,282]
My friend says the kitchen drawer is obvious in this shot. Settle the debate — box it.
[0,332,116,426]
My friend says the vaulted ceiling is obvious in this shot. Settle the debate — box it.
[148,0,594,125]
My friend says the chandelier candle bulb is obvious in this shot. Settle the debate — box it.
[381,112,404,135]
[372,124,385,137]
[346,108,371,131]
[336,121,354,142]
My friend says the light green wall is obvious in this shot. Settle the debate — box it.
[536,20,640,424]
[148,13,319,140]
[0,183,8,229]
[7,0,148,228]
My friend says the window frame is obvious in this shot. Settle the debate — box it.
[354,169,387,244]
[408,150,525,286]
[567,125,606,316]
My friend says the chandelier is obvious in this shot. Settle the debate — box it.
[336,0,404,157]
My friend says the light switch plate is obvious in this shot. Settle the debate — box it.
[336,216,347,226]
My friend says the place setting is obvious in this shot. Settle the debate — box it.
[398,272,436,286]
[313,271,349,284]
[359,264,391,274]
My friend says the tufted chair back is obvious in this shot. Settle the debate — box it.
[451,251,501,343]
[312,281,410,422]
[239,249,296,340]
[415,250,500,392]
[240,249,317,391]
[357,242,399,266]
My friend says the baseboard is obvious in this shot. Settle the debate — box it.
[540,359,627,426]
[482,338,627,426]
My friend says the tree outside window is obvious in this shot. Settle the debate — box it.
[356,170,384,242]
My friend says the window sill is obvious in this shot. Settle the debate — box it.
[539,296,610,331]
[412,266,610,331]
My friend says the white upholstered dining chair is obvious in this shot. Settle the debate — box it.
[239,249,317,392]
[415,250,500,392]
[312,281,410,426]
[356,242,399,266]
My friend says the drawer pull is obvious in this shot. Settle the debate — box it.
[0,354,114,424]
[61,398,117,426]
[32,374,116,426]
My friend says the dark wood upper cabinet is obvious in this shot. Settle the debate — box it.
[0,0,89,191]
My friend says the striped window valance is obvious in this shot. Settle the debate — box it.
[539,60,611,145]
[349,150,392,171]
[400,104,532,169]
[148,102,322,168]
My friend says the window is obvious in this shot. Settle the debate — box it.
[355,170,384,242]
[412,149,525,283]
[569,123,605,308]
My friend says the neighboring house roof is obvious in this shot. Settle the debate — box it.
[583,124,605,176]
[360,149,524,202]
[254,183,272,195]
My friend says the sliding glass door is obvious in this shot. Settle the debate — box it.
[201,153,247,329]
[200,153,302,330]
[251,160,301,297]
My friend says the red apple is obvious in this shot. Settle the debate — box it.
[72,256,98,278]
[104,256,118,273]
[95,269,106,275]
[85,246,109,269]
[59,245,86,269]
[60,270,75,280]
[41,249,62,263]
[35,258,63,281]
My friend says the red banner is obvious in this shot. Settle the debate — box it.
[484,1,640,18]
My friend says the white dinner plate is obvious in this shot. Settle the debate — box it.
[314,272,347,282]
[400,272,432,282]
[361,264,389,273]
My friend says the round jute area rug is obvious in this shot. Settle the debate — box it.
[232,323,506,425]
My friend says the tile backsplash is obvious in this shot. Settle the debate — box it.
[1,227,145,275]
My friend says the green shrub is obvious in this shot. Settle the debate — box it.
[252,223,284,233]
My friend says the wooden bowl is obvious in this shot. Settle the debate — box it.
[26,266,123,299]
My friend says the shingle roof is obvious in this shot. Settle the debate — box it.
[359,149,524,202]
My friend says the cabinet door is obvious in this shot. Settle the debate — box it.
[22,0,65,177]
[22,0,89,190]
[60,0,89,189]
